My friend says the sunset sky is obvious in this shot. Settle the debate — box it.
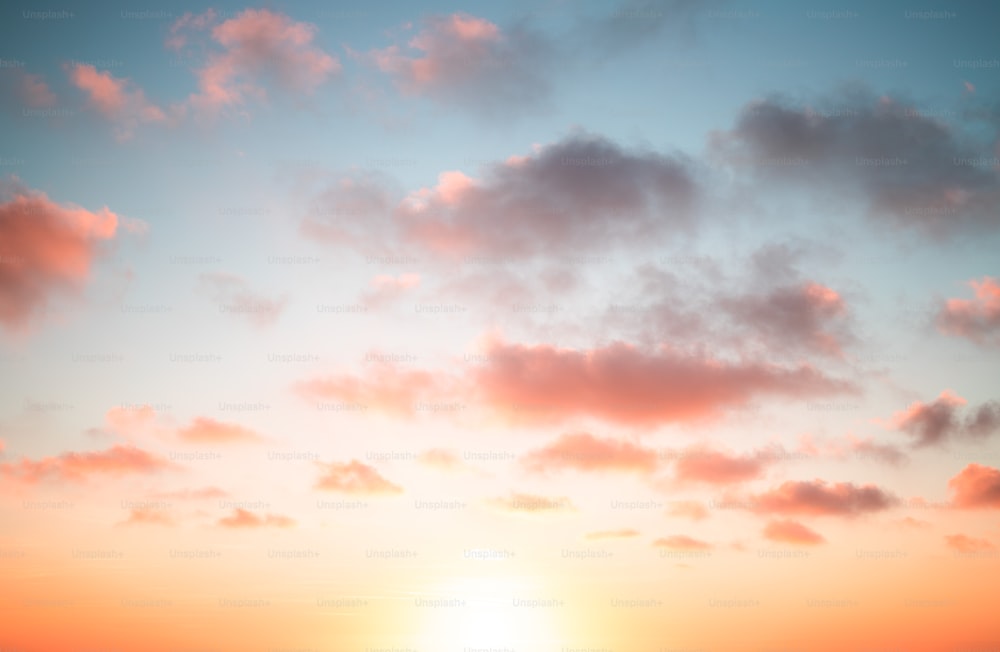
[2,1,1000,650]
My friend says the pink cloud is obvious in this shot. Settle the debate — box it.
[948,463,1000,509]
[218,508,295,529]
[176,417,264,444]
[883,390,1000,447]
[0,444,175,484]
[521,432,659,474]
[315,460,403,495]
[0,179,125,332]
[67,63,167,139]
[762,519,825,545]
[295,366,454,417]
[473,339,856,426]
[749,479,899,516]
[0,69,57,109]
[937,277,1000,347]
[188,9,339,113]
[361,273,420,309]
[671,447,771,485]
[166,9,217,50]
[359,13,551,113]
[306,133,699,259]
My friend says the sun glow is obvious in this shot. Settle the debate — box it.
[415,575,564,650]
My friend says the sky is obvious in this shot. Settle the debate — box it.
[1,0,1000,650]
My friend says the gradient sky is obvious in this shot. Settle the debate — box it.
[2,1,1000,651]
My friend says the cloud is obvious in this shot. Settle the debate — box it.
[361,273,420,309]
[749,479,899,516]
[357,12,553,115]
[306,132,699,259]
[0,178,126,332]
[473,338,856,426]
[176,417,264,444]
[0,445,174,484]
[936,277,1000,347]
[487,492,575,515]
[884,390,1000,447]
[666,500,709,521]
[761,519,826,545]
[948,463,1000,509]
[845,435,908,466]
[100,405,161,440]
[719,281,853,358]
[670,447,772,485]
[713,87,1000,237]
[652,535,712,551]
[417,448,464,471]
[574,0,715,56]
[217,508,295,529]
[118,508,175,527]
[0,69,57,109]
[67,63,167,140]
[944,533,995,553]
[166,9,217,50]
[199,272,287,327]
[186,9,340,113]
[314,460,403,495]
[521,432,659,473]
[585,528,640,540]
[295,365,453,417]
[150,486,228,500]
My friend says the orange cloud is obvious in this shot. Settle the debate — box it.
[474,339,856,426]
[119,508,175,527]
[176,417,264,444]
[487,492,575,515]
[314,460,403,495]
[521,432,659,474]
[150,486,228,500]
[944,534,995,553]
[0,179,125,332]
[0,445,174,484]
[653,535,712,551]
[937,277,1000,347]
[217,508,295,529]
[418,448,464,471]
[666,501,709,521]
[187,9,339,113]
[749,480,899,516]
[762,519,826,545]
[585,529,640,540]
[948,463,1000,509]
